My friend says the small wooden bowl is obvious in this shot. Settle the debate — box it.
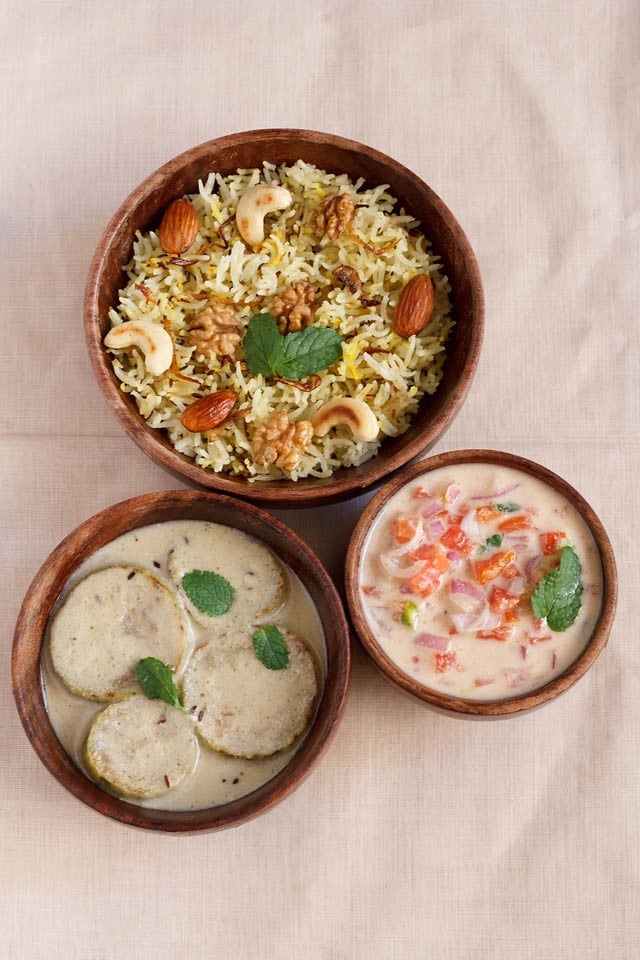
[345,450,617,718]
[85,128,484,508]
[12,491,351,831]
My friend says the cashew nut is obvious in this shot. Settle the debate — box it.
[104,320,173,377]
[311,397,379,443]
[236,184,292,247]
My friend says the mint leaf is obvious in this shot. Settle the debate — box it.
[182,569,235,616]
[531,545,583,631]
[135,657,182,709]
[252,625,289,670]
[243,313,342,380]
[278,326,343,380]
[494,502,520,513]
[243,313,284,376]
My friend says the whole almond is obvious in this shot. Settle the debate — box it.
[392,274,435,338]
[180,390,237,432]
[158,198,199,255]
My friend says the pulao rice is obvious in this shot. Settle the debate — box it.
[106,161,454,480]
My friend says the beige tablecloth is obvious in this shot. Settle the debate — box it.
[2,2,638,957]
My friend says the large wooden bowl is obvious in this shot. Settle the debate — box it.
[85,129,484,507]
[12,491,351,831]
[345,450,617,718]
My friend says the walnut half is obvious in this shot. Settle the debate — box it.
[271,282,316,333]
[311,193,355,240]
[252,411,313,472]
[186,304,241,360]
[333,264,362,295]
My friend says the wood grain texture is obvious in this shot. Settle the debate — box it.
[344,449,617,719]
[84,128,484,507]
[12,491,351,831]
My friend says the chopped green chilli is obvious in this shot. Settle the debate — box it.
[401,601,419,630]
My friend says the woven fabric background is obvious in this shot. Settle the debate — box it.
[2,2,638,957]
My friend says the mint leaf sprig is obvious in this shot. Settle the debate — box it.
[243,313,342,381]
[135,657,183,709]
[182,569,235,616]
[530,545,583,632]
[252,625,289,670]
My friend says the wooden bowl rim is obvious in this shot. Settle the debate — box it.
[345,448,617,718]
[84,127,484,508]
[12,489,352,831]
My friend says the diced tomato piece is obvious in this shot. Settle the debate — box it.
[407,545,450,596]
[410,542,431,560]
[440,524,473,556]
[392,515,419,543]
[362,585,381,597]
[503,608,521,624]
[434,651,456,673]
[476,625,514,642]
[540,531,566,555]
[488,586,520,613]
[498,514,533,533]
[476,505,501,523]
[474,549,516,585]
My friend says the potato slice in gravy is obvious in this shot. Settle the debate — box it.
[182,631,318,759]
[50,566,189,701]
[85,697,198,799]
[167,522,287,631]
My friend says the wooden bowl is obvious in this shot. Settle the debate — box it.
[85,128,484,508]
[345,450,617,718]
[12,491,351,831]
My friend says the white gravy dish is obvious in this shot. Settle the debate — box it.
[41,519,325,811]
[349,455,615,713]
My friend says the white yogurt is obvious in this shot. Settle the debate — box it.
[41,520,325,810]
[359,464,602,700]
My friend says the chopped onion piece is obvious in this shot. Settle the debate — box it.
[450,612,479,632]
[460,510,480,538]
[524,554,542,581]
[420,502,442,520]
[380,553,425,580]
[414,633,451,652]
[450,579,485,602]
[390,519,425,558]
[476,608,503,630]
[509,576,525,596]
[445,483,461,504]
[451,606,502,633]
[427,518,446,540]
[470,482,521,501]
